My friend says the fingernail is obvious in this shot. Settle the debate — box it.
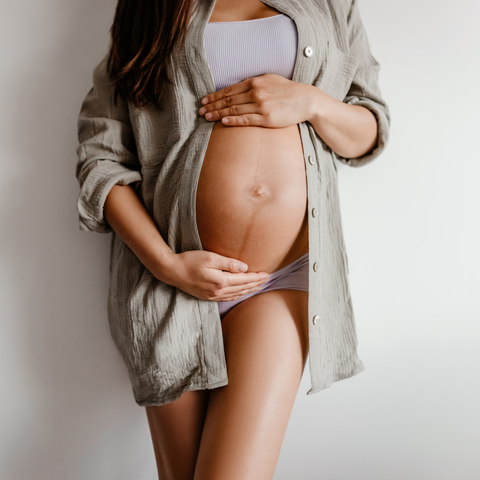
[238,263,248,272]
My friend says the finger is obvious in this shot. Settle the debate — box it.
[204,103,265,125]
[200,91,253,117]
[208,253,269,277]
[221,113,267,127]
[209,254,249,273]
[214,285,264,302]
[212,278,270,301]
[218,271,270,287]
[218,278,269,296]
[200,79,251,107]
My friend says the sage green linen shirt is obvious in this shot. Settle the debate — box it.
[75,0,390,407]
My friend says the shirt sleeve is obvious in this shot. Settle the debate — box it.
[75,55,143,234]
[335,0,391,167]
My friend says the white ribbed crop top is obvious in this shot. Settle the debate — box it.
[203,13,298,92]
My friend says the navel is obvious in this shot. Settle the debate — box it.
[249,184,271,199]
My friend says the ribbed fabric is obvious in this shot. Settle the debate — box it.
[203,13,298,91]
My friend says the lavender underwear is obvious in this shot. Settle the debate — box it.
[217,253,309,317]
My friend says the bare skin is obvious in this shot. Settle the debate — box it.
[146,289,309,480]
[102,0,379,478]
[196,120,309,274]
[145,389,210,480]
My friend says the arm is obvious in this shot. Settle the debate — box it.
[306,86,378,160]
[103,184,177,283]
[75,57,175,280]
[75,57,176,277]
[307,0,391,166]
[103,183,270,296]
[197,0,390,165]
[75,57,269,297]
[75,56,143,233]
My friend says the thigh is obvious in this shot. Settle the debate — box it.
[145,389,210,480]
[194,289,309,480]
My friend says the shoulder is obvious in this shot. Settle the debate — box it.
[306,0,355,53]
[309,0,354,18]
[91,54,111,88]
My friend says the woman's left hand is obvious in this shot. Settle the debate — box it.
[198,73,315,128]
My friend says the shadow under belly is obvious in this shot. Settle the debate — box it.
[195,122,309,274]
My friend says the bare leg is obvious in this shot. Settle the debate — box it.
[145,389,210,480]
[193,289,309,480]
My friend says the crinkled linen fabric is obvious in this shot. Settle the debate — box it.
[75,0,391,407]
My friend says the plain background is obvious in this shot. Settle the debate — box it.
[1,0,479,479]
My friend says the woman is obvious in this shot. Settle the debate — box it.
[75,0,390,478]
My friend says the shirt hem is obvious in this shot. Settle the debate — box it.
[134,377,229,407]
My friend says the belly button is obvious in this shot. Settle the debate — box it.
[250,185,271,198]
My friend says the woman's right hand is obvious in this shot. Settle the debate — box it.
[154,250,271,302]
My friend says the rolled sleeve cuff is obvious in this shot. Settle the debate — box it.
[335,96,391,167]
[77,160,142,234]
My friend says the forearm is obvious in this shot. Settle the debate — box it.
[104,184,176,282]
[306,85,378,159]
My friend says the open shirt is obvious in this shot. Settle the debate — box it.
[75,0,391,406]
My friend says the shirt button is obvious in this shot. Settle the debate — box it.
[308,155,315,165]
[304,46,314,57]
[313,262,319,272]
[311,207,318,217]
[312,315,320,325]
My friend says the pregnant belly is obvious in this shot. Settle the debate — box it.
[196,121,309,274]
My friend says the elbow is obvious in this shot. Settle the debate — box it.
[337,100,390,167]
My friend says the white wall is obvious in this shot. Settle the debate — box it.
[1,1,478,479]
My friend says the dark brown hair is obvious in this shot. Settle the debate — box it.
[107,0,196,108]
